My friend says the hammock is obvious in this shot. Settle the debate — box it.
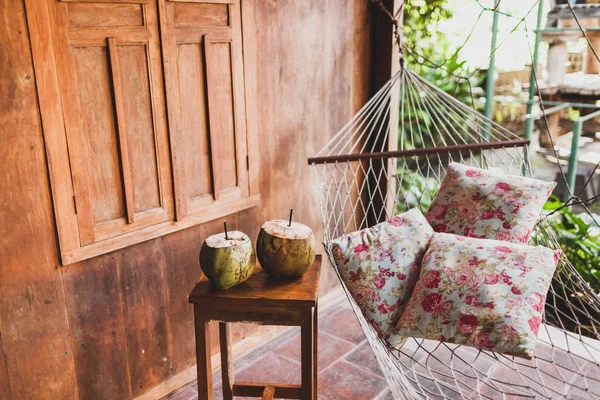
[309,67,600,399]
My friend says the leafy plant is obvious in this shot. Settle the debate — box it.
[544,195,600,291]
[403,0,452,54]
[395,167,439,213]
[400,1,485,151]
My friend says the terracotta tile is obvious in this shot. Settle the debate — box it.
[318,360,388,400]
[344,341,383,377]
[168,387,198,400]
[233,327,301,370]
[274,331,355,372]
[236,352,301,384]
[319,308,366,344]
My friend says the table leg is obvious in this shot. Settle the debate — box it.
[313,303,318,399]
[301,307,316,400]
[194,307,212,400]
[219,322,234,400]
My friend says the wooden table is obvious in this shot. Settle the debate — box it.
[189,255,322,400]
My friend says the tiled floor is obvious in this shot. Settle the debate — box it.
[162,297,393,400]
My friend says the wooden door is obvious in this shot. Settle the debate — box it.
[48,0,174,246]
[160,0,251,220]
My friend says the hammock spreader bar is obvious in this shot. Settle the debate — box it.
[307,139,530,165]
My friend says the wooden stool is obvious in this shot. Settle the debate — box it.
[189,255,321,400]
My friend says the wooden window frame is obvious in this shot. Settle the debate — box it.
[25,0,260,265]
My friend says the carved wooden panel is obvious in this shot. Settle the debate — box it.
[29,0,258,264]
[161,0,250,219]
[45,0,173,256]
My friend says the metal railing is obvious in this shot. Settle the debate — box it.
[525,102,600,199]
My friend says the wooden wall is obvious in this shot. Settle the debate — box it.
[0,0,377,398]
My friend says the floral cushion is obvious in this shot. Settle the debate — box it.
[329,209,434,346]
[426,163,555,243]
[397,233,560,359]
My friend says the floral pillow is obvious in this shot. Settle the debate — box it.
[397,233,560,359]
[426,163,555,243]
[329,208,434,346]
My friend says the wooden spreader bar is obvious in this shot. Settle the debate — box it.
[307,139,530,165]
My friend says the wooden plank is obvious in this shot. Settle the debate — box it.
[61,194,260,265]
[189,256,321,308]
[219,323,234,400]
[233,382,302,398]
[62,255,133,400]
[160,223,206,375]
[68,3,144,28]
[262,386,275,400]
[108,37,135,224]
[119,240,172,397]
[240,0,259,196]
[143,1,175,220]
[204,35,227,200]
[0,330,11,400]
[195,308,213,400]
[73,44,127,226]
[0,1,78,398]
[158,0,188,220]
[24,0,80,258]
[116,44,161,214]
[68,27,151,45]
[202,305,304,326]
[177,40,214,201]
[172,26,232,44]
[229,0,250,198]
[307,140,531,165]
[61,0,151,3]
[169,0,233,3]
[173,3,229,27]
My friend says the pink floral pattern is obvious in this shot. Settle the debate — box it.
[426,163,555,243]
[397,233,559,359]
[329,209,434,346]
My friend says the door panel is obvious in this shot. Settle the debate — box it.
[176,43,213,200]
[117,44,162,213]
[72,45,126,225]
[68,3,144,28]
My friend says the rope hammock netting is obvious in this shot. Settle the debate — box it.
[309,4,600,397]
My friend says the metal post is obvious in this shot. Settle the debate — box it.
[484,0,501,129]
[524,0,545,140]
[564,108,600,200]
[566,120,582,201]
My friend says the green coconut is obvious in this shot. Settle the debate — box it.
[256,220,316,278]
[199,231,256,290]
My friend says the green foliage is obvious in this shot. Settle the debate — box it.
[400,1,485,150]
[403,0,483,105]
[403,0,452,52]
[544,196,600,291]
[395,167,439,213]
